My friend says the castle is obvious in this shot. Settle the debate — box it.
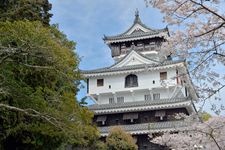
[82,10,198,150]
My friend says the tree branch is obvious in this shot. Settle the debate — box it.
[0,103,64,130]
[190,0,225,22]
[194,22,225,37]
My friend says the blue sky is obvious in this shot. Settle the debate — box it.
[49,0,165,70]
[49,0,166,100]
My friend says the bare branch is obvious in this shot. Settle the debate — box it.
[195,22,225,37]
[20,63,53,69]
[190,0,225,21]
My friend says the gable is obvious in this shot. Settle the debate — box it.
[111,51,158,68]
[126,23,151,35]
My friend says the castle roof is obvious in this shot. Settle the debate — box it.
[89,97,195,115]
[99,120,189,136]
[103,10,169,44]
[82,49,185,77]
[81,59,185,77]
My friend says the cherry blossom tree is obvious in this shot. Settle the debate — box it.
[145,0,225,113]
[151,117,225,150]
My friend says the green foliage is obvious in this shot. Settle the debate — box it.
[0,21,99,149]
[82,140,108,150]
[106,127,138,150]
[0,0,52,25]
[200,111,212,122]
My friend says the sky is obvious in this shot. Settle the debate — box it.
[48,0,224,115]
[48,0,166,101]
[49,0,165,70]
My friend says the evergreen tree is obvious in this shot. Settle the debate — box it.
[0,0,52,25]
[0,20,99,149]
[0,1,102,149]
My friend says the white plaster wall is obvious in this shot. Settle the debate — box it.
[89,68,177,94]
[98,94,114,104]
[88,68,180,104]
[133,90,150,101]
[97,92,133,104]
[96,88,184,104]
[153,88,174,99]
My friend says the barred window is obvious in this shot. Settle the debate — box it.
[150,42,156,50]
[153,93,160,100]
[125,74,138,88]
[109,97,115,104]
[117,97,124,103]
[155,110,165,120]
[144,94,151,101]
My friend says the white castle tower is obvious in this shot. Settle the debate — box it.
[82,10,198,150]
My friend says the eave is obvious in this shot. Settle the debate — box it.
[99,120,189,137]
[104,30,168,44]
[89,98,194,115]
[103,10,169,44]
[81,60,185,77]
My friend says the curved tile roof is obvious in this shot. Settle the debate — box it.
[89,97,190,111]
[110,50,160,68]
[81,59,185,74]
[103,10,168,42]
[103,29,168,41]
[99,120,189,136]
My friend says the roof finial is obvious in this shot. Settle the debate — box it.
[135,8,139,17]
[134,9,141,23]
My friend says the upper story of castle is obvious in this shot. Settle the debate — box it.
[103,10,169,62]
[82,10,198,106]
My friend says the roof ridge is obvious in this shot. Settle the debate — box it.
[81,59,185,74]
[109,49,159,69]
[103,11,168,41]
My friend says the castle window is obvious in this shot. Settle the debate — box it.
[137,42,143,47]
[123,113,138,123]
[96,115,107,125]
[117,97,124,103]
[121,43,126,48]
[144,94,151,101]
[97,79,104,86]
[155,110,165,120]
[150,42,155,50]
[150,42,155,45]
[125,74,138,88]
[160,72,167,80]
[109,97,115,104]
[185,87,188,97]
[153,93,160,100]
